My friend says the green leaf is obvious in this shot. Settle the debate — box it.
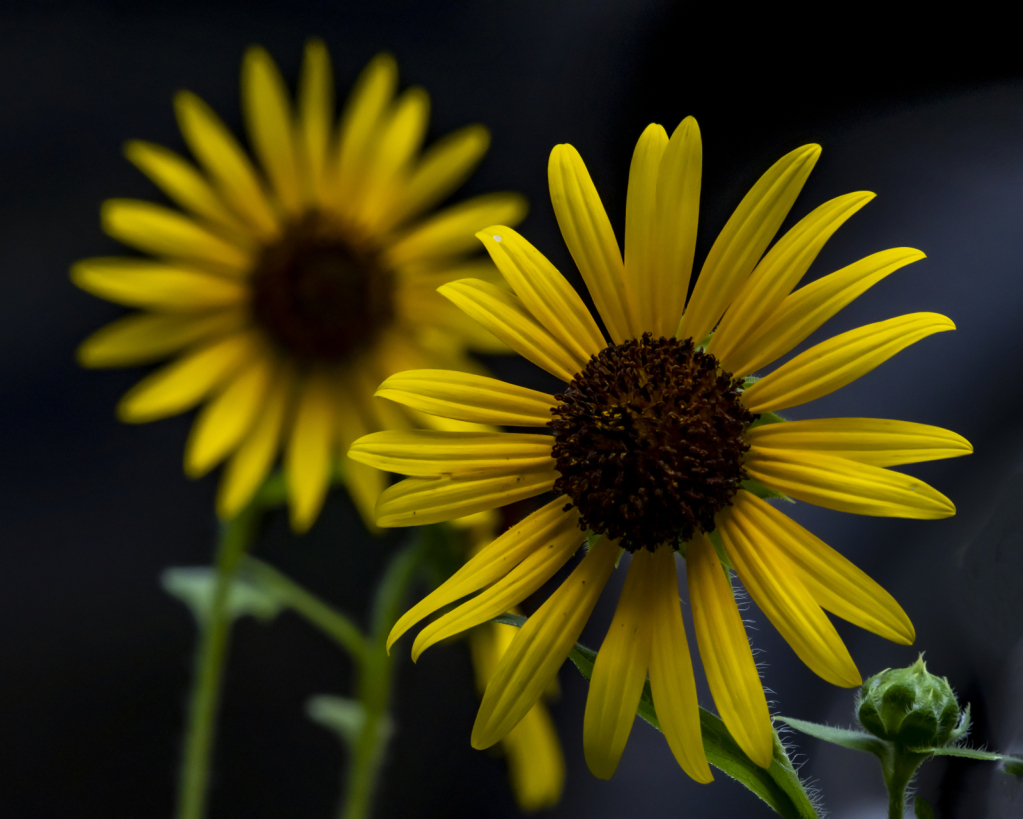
[779,716,887,758]
[162,566,285,625]
[307,695,367,749]
[914,795,935,819]
[747,411,787,431]
[742,478,795,504]
[910,745,1015,764]
[493,613,818,818]
[1004,757,1023,777]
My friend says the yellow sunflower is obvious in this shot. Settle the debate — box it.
[349,117,971,780]
[72,40,525,531]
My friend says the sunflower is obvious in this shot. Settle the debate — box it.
[72,40,525,531]
[349,117,971,780]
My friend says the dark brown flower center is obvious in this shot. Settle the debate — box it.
[250,213,393,361]
[549,333,753,553]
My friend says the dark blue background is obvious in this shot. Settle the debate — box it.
[2,2,1023,817]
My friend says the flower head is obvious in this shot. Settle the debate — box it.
[73,41,525,531]
[350,117,971,778]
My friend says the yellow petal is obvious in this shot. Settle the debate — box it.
[71,257,247,312]
[393,284,509,353]
[285,367,336,532]
[184,350,274,477]
[472,536,619,749]
[745,418,973,467]
[217,359,295,519]
[332,372,384,530]
[583,553,654,779]
[76,310,245,368]
[679,144,820,345]
[687,531,773,768]
[501,698,565,812]
[375,464,558,527]
[387,499,580,650]
[101,199,252,275]
[742,313,955,414]
[117,330,257,423]
[731,248,925,376]
[651,117,702,338]
[297,38,334,208]
[709,191,874,370]
[386,193,528,267]
[745,446,955,518]
[623,123,668,335]
[438,279,582,381]
[718,498,861,687]
[646,546,712,783]
[411,520,582,660]
[242,46,303,217]
[349,430,552,477]
[123,141,253,240]
[477,227,606,361]
[727,492,914,644]
[174,90,278,238]
[548,144,631,342]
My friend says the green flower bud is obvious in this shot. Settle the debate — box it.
[856,656,966,748]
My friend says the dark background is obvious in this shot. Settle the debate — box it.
[3,2,1023,817]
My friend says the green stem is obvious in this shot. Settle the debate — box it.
[175,500,262,819]
[883,749,929,819]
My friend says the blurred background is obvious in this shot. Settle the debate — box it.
[3,1,1023,816]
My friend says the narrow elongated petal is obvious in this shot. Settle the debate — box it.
[184,351,274,477]
[729,492,914,644]
[438,279,581,381]
[623,123,668,334]
[349,430,552,476]
[719,497,861,687]
[584,553,654,779]
[688,531,773,768]
[732,248,925,376]
[71,258,247,312]
[745,447,955,518]
[332,372,384,529]
[375,370,557,427]
[548,144,631,342]
[375,464,558,527]
[76,310,245,368]
[217,360,295,519]
[477,227,606,360]
[386,193,528,266]
[286,368,336,532]
[117,331,257,422]
[647,547,712,783]
[387,499,581,650]
[472,537,619,749]
[679,144,821,346]
[651,117,702,338]
[174,91,279,237]
[502,697,565,811]
[124,141,252,239]
[411,522,582,660]
[746,418,973,467]
[297,38,334,207]
[242,46,303,216]
[709,191,874,369]
[102,200,251,275]
[742,313,955,414]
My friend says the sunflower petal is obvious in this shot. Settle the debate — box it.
[285,367,336,532]
[647,547,712,783]
[745,418,972,467]
[584,553,654,779]
[349,430,552,477]
[687,531,773,768]
[72,257,247,312]
[623,123,668,335]
[501,697,565,811]
[742,313,955,414]
[472,536,619,749]
[548,144,631,342]
[679,144,820,346]
[297,38,334,208]
[437,279,581,381]
[376,463,558,527]
[719,497,861,687]
[744,447,955,518]
[729,492,914,644]
[386,499,580,651]
[709,191,874,370]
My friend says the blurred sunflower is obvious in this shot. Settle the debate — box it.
[73,40,524,531]
[351,118,971,779]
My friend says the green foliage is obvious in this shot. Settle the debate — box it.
[162,566,285,625]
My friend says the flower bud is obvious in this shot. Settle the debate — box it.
[857,656,966,748]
